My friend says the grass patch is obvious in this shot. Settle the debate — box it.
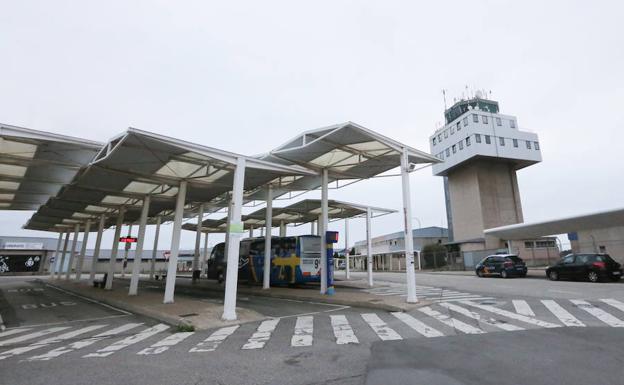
[176,323,195,332]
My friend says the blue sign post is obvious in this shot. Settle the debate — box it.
[325,231,339,295]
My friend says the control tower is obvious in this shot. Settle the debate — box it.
[429,93,542,251]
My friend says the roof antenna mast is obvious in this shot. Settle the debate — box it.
[442,89,447,110]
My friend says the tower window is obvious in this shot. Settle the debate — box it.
[526,140,532,149]
[444,131,448,138]
[513,139,518,147]
[485,135,491,144]
[472,114,478,123]
[475,134,482,143]
[452,145,456,154]
[510,120,516,128]
[459,141,463,150]
[482,115,488,124]
[534,141,540,150]
[466,137,471,146]
[438,134,442,142]
[496,117,502,126]
[499,137,505,146]
[463,117,468,126]
[446,148,450,157]
[457,122,461,131]
[451,126,455,134]
[432,138,436,145]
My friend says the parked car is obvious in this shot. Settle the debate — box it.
[475,254,527,278]
[546,253,622,282]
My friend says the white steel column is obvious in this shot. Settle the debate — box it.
[57,232,70,279]
[310,221,315,235]
[224,200,233,263]
[105,207,125,290]
[279,221,286,237]
[263,185,273,290]
[75,219,91,281]
[317,216,321,235]
[150,216,161,279]
[193,203,204,282]
[129,195,150,296]
[249,226,254,238]
[202,232,209,274]
[66,224,80,280]
[401,147,418,303]
[89,215,105,285]
[366,207,373,287]
[222,157,246,321]
[320,169,329,294]
[164,181,187,304]
[345,218,350,279]
[50,232,63,278]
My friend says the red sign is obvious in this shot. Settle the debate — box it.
[119,236,138,243]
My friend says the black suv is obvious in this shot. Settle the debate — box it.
[546,253,622,282]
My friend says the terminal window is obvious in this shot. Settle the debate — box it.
[485,135,491,144]
[482,115,488,124]
[444,131,448,138]
[472,114,479,123]
[526,140,532,149]
[452,145,457,153]
[463,117,468,126]
[459,141,463,150]
[457,122,461,131]
[466,137,471,146]
[510,120,516,128]
[496,117,502,126]
[445,148,450,157]
[534,141,540,150]
[499,137,505,146]
[513,139,518,147]
[475,134,482,143]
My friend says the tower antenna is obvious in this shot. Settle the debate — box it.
[442,89,447,110]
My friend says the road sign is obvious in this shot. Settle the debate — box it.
[119,237,138,243]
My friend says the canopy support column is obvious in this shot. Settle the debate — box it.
[263,185,273,290]
[121,224,132,277]
[366,207,373,287]
[279,221,286,237]
[345,218,350,280]
[193,203,205,282]
[401,147,418,303]
[164,180,187,304]
[106,207,125,290]
[50,232,63,278]
[150,216,161,280]
[310,221,315,235]
[202,232,209,276]
[89,215,105,285]
[57,232,70,279]
[222,157,246,321]
[249,226,254,238]
[129,195,150,295]
[75,219,91,281]
[320,169,329,294]
[66,224,80,280]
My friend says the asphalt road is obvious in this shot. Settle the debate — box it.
[1,274,624,385]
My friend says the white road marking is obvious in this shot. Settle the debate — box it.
[44,284,131,315]
[0,328,32,339]
[361,313,402,341]
[330,315,359,345]
[291,316,313,347]
[418,306,485,334]
[241,319,280,350]
[0,324,106,360]
[600,299,624,314]
[28,323,143,361]
[460,301,560,328]
[439,302,524,331]
[541,300,585,327]
[83,323,169,357]
[570,300,624,327]
[137,332,194,355]
[512,300,535,317]
[0,327,70,347]
[391,312,444,338]
[189,325,239,353]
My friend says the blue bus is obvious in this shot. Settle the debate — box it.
[207,235,326,285]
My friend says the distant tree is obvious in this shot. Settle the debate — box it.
[349,247,356,256]
[421,243,448,268]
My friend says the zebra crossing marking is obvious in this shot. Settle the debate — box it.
[361,313,402,341]
[291,316,313,347]
[460,301,560,328]
[570,300,624,327]
[242,319,280,350]
[330,315,359,344]
[0,327,70,348]
[439,302,524,331]
[189,325,239,353]
[541,300,585,327]
[363,284,493,303]
[391,312,444,338]
[0,328,32,339]
[600,298,624,314]
[83,323,169,358]
[0,324,106,361]
[418,306,485,334]
[512,300,535,317]
[28,323,144,361]
[137,332,194,355]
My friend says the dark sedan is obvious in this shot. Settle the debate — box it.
[475,254,528,278]
[546,253,623,282]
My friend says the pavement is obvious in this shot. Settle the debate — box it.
[2,272,624,385]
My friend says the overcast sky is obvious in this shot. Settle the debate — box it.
[0,1,622,251]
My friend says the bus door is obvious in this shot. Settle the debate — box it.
[298,236,321,281]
